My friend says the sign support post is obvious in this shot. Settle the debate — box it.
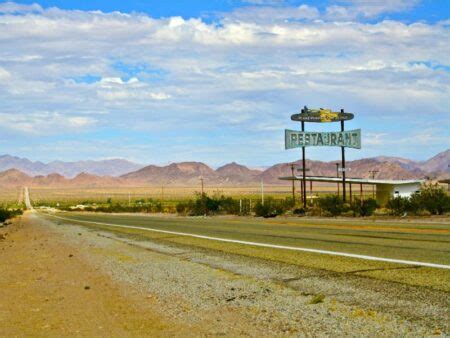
[301,121,307,208]
[290,163,295,203]
[286,106,360,207]
[340,109,346,203]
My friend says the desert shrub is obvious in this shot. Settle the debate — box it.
[386,196,411,216]
[254,197,293,218]
[417,183,450,215]
[0,208,23,223]
[63,197,168,214]
[254,201,273,218]
[293,207,306,215]
[351,198,378,217]
[175,193,244,216]
[387,183,450,216]
[309,294,325,305]
[317,195,344,216]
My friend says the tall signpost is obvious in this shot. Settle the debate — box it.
[301,121,306,207]
[287,107,360,206]
[340,109,347,202]
[290,163,296,203]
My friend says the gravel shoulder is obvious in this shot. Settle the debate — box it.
[1,212,448,336]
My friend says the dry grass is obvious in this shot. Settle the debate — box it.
[26,184,375,207]
[0,187,23,207]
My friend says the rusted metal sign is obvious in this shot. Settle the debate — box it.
[291,108,354,123]
[285,129,361,149]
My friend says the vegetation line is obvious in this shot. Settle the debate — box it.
[39,212,450,270]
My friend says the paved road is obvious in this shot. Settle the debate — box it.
[24,187,33,211]
[44,212,450,270]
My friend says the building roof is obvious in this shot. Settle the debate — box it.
[279,176,424,186]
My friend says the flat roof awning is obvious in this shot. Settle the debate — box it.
[279,176,424,186]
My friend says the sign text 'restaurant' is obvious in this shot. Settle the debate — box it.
[285,129,361,149]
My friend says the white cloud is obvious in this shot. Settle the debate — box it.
[0,3,448,161]
[0,1,42,14]
[0,67,11,80]
[222,4,319,23]
[0,112,97,134]
[327,0,421,19]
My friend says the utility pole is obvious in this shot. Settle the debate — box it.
[199,176,206,216]
[340,109,347,203]
[301,118,307,208]
[369,170,379,199]
[261,177,265,206]
[335,163,340,197]
[290,163,296,204]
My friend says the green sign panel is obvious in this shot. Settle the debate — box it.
[285,129,361,149]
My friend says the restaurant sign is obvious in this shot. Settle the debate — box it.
[291,108,354,123]
[285,129,361,149]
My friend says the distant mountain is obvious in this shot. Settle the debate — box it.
[0,149,448,187]
[371,149,450,174]
[216,162,262,184]
[0,169,130,188]
[122,162,216,185]
[418,149,450,173]
[0,169,33,187]
[0,155,143,177]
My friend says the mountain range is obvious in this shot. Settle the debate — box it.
[0,150,448,187]
[0,155,143,178]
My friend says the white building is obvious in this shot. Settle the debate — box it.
[279,176,423,205]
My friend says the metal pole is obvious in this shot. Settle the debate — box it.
[349,183,352,202]
[335,163,340,197]
[200,176,205,216]
[360,183,363,205]
[369,170,378,199]
[261,178,264,206]
[301,120,307,208]
[290,163,295,203]
[340,109,346,202]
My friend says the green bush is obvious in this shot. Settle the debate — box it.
[175,193,242,216]
[386,196,411,216]
[254,197,293,218]
[418,183,450,215]
[0,208,23,223]
[387,183,450,216]
[293,207,306,215]
[62,197,166,214]
[175,194,293,217]
[351,198,378,217]
[317,195,344,216]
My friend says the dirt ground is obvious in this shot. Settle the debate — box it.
[0,212,448,336]
[0,215,191,337]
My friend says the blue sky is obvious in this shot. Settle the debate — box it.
[0,0,449,166]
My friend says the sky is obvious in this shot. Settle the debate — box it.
[0,0,449,167]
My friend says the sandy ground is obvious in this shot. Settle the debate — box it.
[0,215,190,337]
[0,212,448,336]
